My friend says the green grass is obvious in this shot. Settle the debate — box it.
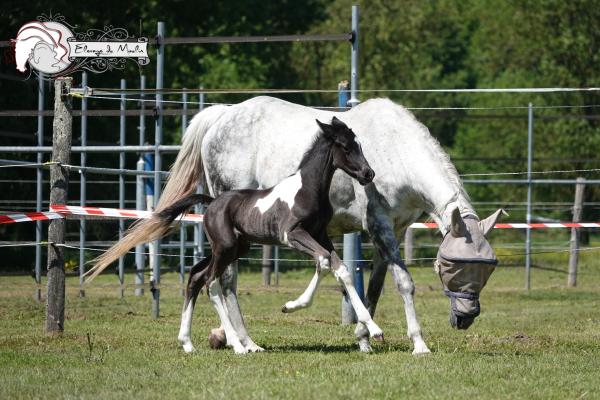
[1,262,599,399]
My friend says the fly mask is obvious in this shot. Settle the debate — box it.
[434,208,505,329]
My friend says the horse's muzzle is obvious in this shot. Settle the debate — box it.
[358,168,375,185]
[450,312,476,330]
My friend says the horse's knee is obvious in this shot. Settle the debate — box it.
[318,255,331,272]
[333,263,352,284]
[390,264,415,295]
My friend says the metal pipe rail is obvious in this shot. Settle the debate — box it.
[0,145,181,153]
[161,33,352,45]
[0,159,168,177]
[0,109,198,117]
[464,179,600,185]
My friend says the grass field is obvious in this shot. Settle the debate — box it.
[1,259,599,399]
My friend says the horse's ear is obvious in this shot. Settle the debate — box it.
[450,207,468,238]
[316,119,335,139]
[479,208,507,237]
[331,116,347,128]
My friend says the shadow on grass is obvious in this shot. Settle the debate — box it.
[265,341,414,354]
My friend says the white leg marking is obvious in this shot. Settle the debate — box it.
[242,337,265,353]
[318,255,330,272]
[334,264,383,340]
[283,232,289,246]
[178,301,195,353]
[255,172,302,214]
[391,264,431,355]
[208,280,247,354]
[354,323,372,353]
[282,269,326,313]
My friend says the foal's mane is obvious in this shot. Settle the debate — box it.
[297,130,332,169]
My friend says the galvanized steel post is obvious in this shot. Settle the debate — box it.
[135,74,146,296]
[341,5,364,325]
[274,245,280,286]
[35,72,44,302]
[118,79,126,298]
[179,90,188,296]
[135,157,145,296]
[152,21,165,319]
[525,103,533,290]
[79,71,88,298]
[567,177,585,287]
[194,87,205,264]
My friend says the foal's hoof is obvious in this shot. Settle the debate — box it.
[372,333,385,342]
[208,329,226,350]
[281,305,290,313]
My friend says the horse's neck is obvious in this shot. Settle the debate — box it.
[298,140,335,202]
[417,180,477,235]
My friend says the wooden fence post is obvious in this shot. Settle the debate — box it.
[46,77,72,334]
[567,177,585,287]
[262,245,272,286]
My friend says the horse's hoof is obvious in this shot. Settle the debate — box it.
[281,305,290,313]
[412,342,431,356]
[246,343,265,352]
[412,348,431,356]
[233,344,248,354]
[358,339,372,353]
[181,342,195,353]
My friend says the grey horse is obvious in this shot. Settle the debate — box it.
[88,96,503,354]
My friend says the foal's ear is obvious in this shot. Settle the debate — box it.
[316,119,335,139]
[331,116,348,128]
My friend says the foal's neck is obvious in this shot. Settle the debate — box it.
[298,135,336,201]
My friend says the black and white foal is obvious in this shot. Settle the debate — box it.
[160,117,383,354]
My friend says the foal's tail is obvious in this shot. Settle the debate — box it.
[84,105,228,282]
[157,194,215,224]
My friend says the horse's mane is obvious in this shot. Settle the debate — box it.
[362,98,473,216]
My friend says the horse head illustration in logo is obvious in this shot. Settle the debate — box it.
[14,21,74,74]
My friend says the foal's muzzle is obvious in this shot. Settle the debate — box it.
[357,167,375,185]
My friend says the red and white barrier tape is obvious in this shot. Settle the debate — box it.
[0,205,598,228]
[408,222,600,229]
[0,211,63,224]
[0,205,203,224]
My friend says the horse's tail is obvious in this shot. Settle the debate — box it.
[157,194,215,224]
[85,105,228,282]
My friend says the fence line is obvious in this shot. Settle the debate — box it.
[69,86,600,95]
[3,241,599,263]
[69,92,600,112]
[2,153,600,180]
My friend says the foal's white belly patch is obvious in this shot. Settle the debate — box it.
[255,172,302,214]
